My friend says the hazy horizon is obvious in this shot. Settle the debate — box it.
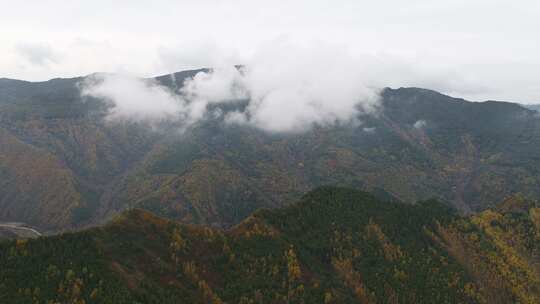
[1,0,540,103]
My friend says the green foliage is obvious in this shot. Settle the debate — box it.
[0,232,133,303]
[3,187,536,303]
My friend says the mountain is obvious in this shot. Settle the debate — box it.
[1,187,538,303]
[525,104,540,112]
[1,71,540,232]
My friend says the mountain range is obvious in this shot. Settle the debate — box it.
[2,70,540,303]
[1,70,540,234]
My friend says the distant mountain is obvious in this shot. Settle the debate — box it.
[1,70,540,232]
[1,187,538,303]
[525,104,540,112]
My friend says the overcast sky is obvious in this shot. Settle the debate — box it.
[1,0,539,103]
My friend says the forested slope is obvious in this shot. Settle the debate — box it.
[1,71,540,232]
[1,187,538,303]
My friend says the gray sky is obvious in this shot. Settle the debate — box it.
[1,0,540,103]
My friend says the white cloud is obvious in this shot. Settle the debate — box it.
[413,120,427,129]
[80,40,387,133]
[181,66,247,103]
[80,74,184,123]
[227,40,381,132]
[363,127,376,133]
[86,37,540,133]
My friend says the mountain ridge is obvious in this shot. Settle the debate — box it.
[1,186,538,303]
[1,69,540,232]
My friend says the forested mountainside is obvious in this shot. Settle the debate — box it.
[1,70,540,232]
[1,187,539,304]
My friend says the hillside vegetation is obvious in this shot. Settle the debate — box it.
[1,72,540,231]
[1,187,538,303]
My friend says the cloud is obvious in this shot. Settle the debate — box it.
[15,43,60,66]
[363,127,376,133]
[81,38,527,133]
[81,40,388,132]
[180,40,383,132]
[79,71,240,130]
[80,74,184,123]
[181,66,247,103]
[413,120,427,129]
[242,42,381,131]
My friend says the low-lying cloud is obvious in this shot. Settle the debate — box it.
[81,41,386,132]
[81,74,182,122]
[80,74,216,130]
[413,120,427,129]
[80,40,475,133]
